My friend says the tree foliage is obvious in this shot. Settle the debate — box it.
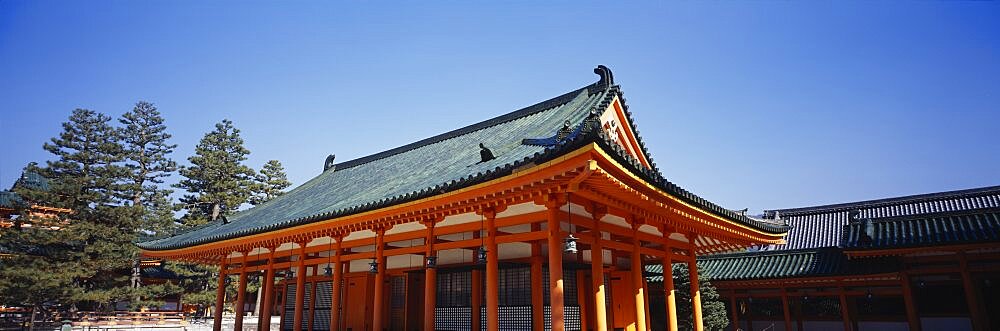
[174,119,256,225]
[250,160,291,205]
[673,263,730,331]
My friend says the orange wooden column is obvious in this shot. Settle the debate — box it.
[530,222,544,331]
[235,253,249,331]
[661,227,678,331]
[485,210,500,331]
[780,288,792,331]
[423,221,437,331]
[901,273,921,331]
[686,236,703,331]
[838,288,852,331]
[546,198,565,331]
[213,256,229,331]
[372,228,387,331]
[630,224,647,331]
[330,236,343,331]
[259,247,276,331]
[591,210,608,331]
[293,243,307,331]
[472,247,483,331]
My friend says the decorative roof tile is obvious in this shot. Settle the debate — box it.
[645,247,898,282]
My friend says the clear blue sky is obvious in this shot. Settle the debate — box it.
[2,1,998,214]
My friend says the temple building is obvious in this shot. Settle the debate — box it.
[657,186,999,331]
[138,66,790,331]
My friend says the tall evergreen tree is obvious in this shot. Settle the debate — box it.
[250,160,291,205]
[0,109,139,312]
[118,101,182,309]
[174,119,256,225]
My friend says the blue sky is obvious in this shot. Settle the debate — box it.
[1,1,998,213]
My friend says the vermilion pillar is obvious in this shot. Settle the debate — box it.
[424,221,437,331]
[530,223,544,331]
[259,248,276,331]
[686,236,703,331]
[661,228,678,331]
[330,237,343,331]
[547,200,565,331]
[729,294,739,331]
[485,210,500,331]
[293,243,307,331]
[235,253,249,331]
[214,256,229,331]
[630,226,647,331]
[591,213,608,331]
[472,269,482,331]
[372,228,387,331]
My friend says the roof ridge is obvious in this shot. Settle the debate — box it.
[330,83,601,172]
[850,206,1000,224]
[764,185,1000,217]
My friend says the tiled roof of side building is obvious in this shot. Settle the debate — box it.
[139,67,787,251]
[644,247,899,282]
[761,185,1000,251]
[842,208,1000,251]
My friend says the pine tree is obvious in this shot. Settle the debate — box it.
[0,109,140,313]
[250,160,291,205]
[673,263,730,331]
[118,101,182,309]
[174,119,256,225]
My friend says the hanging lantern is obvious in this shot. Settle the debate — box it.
[476,246,488,264]
[323,265,333,277]
[425,256,437,269]
[866,289,873,300]
[563,233,578,254]
[369,259,379,274]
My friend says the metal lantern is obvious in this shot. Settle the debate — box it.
[866,289,873,300]
[323,265,333,277]
[563,234,578,254]
[369,259,379,274]
[476,246,488,264]
[425,256,437,269]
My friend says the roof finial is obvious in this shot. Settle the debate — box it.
[324,154,337,172]
[594,65,614,87]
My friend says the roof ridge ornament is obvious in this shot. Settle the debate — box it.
[594,65,614,89]
[324,154,337,172]
[478,143,495,163]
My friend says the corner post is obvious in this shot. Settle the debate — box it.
[901,273,921,331]
[213,255,229,331]
[838,288,852,331]
[629,218,647,331]
[660,226,678,331]
[591,206,609,331]
[780,288,792,331]
[686,234,703,331]
[235,252,249,331]
[546,195,566,331]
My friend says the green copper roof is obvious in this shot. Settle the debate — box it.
[139,70,787,251]
[841,208,1000,250]
[645,247,898,282]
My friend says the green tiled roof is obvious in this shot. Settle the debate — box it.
[841,208,1000,250]
[644,247,898,282]
[139,69,788,251]
[1,171,48,209]
[0,191,21,209]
